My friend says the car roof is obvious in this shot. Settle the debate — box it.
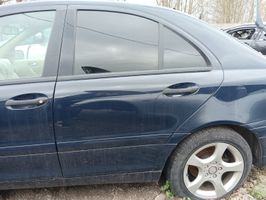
[0,0,159,10]
[0,0,184,22]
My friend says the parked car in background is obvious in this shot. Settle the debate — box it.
[0,1,266,200]
[224,24,266,55]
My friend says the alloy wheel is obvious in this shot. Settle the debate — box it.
[183,142,244,199]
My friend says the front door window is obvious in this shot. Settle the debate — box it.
[0,11,55,80]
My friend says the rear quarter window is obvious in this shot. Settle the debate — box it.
[163,27,208,70]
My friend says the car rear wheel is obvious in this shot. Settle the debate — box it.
[167,127,252,200]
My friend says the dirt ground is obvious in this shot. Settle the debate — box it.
[0,168,264,200]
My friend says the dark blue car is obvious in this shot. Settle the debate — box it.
[0,1,265,200]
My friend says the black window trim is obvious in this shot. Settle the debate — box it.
[58,5,219,82]
[58,67,210,82]
[0,5,67,86]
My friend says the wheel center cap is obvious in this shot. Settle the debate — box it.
[208,166,218,174]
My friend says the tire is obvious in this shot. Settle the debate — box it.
[167,127,252,200]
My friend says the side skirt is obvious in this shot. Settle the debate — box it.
[0,171,161,190]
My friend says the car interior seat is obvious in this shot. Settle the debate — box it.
[0,59,18,80]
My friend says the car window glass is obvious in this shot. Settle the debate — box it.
[229,29,255,40]
[74,11,159,75]
[163,27,207,69]
[0,11,55,81]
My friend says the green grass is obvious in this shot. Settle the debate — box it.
[250,184,266,200]
[160,181,174,199]
[160,180,191,200]
[250,188,264,200]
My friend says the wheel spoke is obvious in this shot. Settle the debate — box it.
[183,142,245,199]
[222,161,244,172]
[213,143,229,161]
[213,179,227,197]
[187,175,205,194]
[187,154,205,169]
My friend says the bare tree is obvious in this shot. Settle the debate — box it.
[212,0,244,23]
[155,0,214,20]
[247,0,255,22]
[156,0,260,24]
[0,0,19,5]
[0,0,9,4]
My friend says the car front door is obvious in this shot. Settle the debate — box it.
[54,7,223,178]
[0,7,65,181]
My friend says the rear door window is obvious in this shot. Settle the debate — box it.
[74,11,159,75]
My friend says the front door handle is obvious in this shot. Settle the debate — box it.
[5,96,49,109]
[163,83,199,97]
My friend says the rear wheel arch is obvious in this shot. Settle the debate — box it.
[162,124,262,181]
[227,125,262,166]
[163,126,252,199]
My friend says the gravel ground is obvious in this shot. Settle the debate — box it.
[0,168,264,200]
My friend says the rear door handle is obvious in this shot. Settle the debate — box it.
[5,97,49,109]
[163,84,199,97]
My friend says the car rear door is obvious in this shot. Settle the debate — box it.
[0,6,66,181]
[54,6,223,178]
